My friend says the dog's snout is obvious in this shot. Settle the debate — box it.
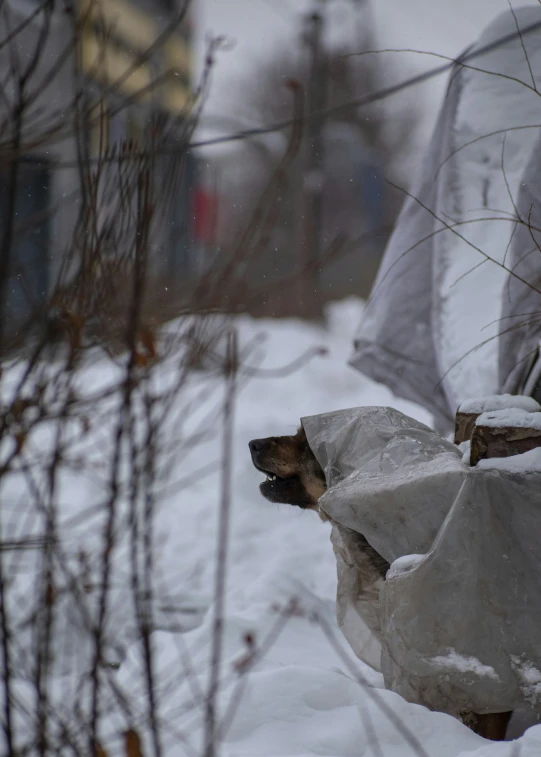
[249,439,265,454]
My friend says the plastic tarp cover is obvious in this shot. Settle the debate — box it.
[302,406,541,716]
[349,6,541,433]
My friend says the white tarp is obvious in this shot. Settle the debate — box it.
[350,6,541,433]
[302,405,541,716]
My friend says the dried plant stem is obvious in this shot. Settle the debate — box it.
[203,329,237,757]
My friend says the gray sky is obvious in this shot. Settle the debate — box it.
[193,0,540,145]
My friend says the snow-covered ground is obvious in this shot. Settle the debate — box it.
[112,299,539,756]
[5,299,541,755]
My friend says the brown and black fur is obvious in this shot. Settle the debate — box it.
[249,425,326,509]
[249,426,389,579]
[249,425,511,741]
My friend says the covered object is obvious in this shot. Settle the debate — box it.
[350,5,541,433]
[302,406,541,715]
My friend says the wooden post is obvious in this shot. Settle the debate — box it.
[466,711,512,741]
[455,395,540,445]
[470,413,541,466]
[454,411,479,444]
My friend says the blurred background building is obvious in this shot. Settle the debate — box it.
[0,0,199,331]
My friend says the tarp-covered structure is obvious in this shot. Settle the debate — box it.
[350,6,541,434]
[309,5,541,720]
[302,406,541,716]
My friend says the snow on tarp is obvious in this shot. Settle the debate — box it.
[386,554,425,579]
[459,394,541,414]
[427,652,500,683]
[350,6,541,433]
[302,405,541,716]
[475,409,541,429]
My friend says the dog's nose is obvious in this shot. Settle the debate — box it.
[249,439,265,454]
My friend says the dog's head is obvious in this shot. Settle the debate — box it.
[249,426,326,509]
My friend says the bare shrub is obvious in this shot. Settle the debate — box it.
[0,3,357,755]
[0,2,252,753]
[0,4,451,757]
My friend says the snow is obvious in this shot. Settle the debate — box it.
[5,297,541,754]
[387,554,426,579]
[475,409,541,430]
[459,395,541,414]
[457,727,541,756]
[459,440,471,465]
[429,651,500,682]
[477,447,541,472]
[511,657,541,706]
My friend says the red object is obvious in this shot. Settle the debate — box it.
[192,188,218,244]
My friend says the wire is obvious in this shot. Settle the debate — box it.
[39,16,541,167]
[187,17,541,152]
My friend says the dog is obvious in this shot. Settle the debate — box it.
[248,425,326,510]
[249,424,512,741]
[249,425,389,579]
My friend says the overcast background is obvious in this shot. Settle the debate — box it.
[193,0,540,142]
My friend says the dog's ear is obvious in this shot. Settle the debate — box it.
[296,427,326,505]
[294,426,323,474]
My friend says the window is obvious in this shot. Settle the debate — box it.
[0,157,50,331]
